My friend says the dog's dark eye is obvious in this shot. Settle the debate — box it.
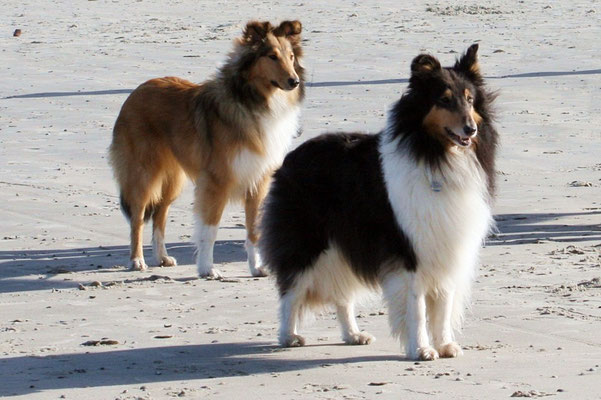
[439,96,452,105]
[466,96,474,104]
[268,54,278,61]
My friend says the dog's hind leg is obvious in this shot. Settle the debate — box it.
[336,302,375,345]
[128,203,149,271]
[244,174,271,277]
[427,290,463,358]
[279,289,305,347]
[152,170,185,267]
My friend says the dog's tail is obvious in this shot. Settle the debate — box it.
[119,193,155,222]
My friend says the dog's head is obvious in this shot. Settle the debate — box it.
[410,44,484,149]
[238,20,303,92]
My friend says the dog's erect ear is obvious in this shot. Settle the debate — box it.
[243,21,273,44]
[410,54,442,76]
[273,20,302,44]
[455,44,482,82]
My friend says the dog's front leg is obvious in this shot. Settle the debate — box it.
[406,275,438,361]
[427,289,463,358]
[381,271,436,360]
[194,175,230,279]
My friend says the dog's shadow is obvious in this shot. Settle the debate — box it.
[0,240,247,294]
[0,341,403,396]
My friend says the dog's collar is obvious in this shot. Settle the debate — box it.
[430,180,443,192]
[425,166,444,192]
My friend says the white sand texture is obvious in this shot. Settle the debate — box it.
[1,1,601,399]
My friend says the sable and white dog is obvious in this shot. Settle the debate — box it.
[259,44,498,360]
[109,20,304,278]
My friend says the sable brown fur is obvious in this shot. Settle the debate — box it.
[109,20,304,275]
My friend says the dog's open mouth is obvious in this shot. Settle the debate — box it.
[445,128,471,147]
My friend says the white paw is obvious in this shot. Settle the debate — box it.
[198,266,223,280]
[250,265,268,277]
[130,258,148,271]
[417,346,439,361]
[344,332,376,345]
[280,334,306,347]
[437,342,463,358]
[159,256,177,267]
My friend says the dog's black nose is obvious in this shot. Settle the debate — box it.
[288,78,300,88]
[463,125,477,135]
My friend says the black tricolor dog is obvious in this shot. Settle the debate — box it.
[259,44,498,361]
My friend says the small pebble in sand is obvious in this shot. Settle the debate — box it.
[13,29,21,37]
[569,180,593,187]
[511,390,541,397]
[82,339,119,346]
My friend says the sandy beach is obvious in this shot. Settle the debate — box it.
[1,0,601,398]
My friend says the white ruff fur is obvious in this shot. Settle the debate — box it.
[279,245,373,347]
[232,92,300,197]
[378,126,492,358]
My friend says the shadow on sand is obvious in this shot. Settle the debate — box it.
[0,341,402,396]
[0,240,247,293]
[489,211,601,246]
[4,68,601,99]
[3,212,599,292]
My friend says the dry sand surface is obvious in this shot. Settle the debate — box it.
[1,0,601,399]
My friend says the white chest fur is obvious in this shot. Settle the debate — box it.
[379,132,492,291]
[232,95,300,194]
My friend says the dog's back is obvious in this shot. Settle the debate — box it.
[110,77,200,211]
[260,133,415,295]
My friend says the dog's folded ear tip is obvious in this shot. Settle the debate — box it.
[275,20,303,37]
[410,54,441,75]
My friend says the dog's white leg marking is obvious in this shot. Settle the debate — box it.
[382,271,437,361]
[279,290,305,347]
[130,257,148,271]
[429,290,463,358]
[336,302,375,345]
[407,274,438,361]
[195,218,221,279]
[245,239,268,277]
[153,228,177,267]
